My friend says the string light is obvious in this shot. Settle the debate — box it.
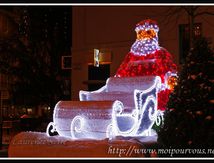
[19,8,30,38]
[43,13,48,39]
[111,76,161,137]
[47,77,161,139]
[131,19,159,56]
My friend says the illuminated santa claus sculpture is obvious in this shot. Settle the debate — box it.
[115,19,177,111]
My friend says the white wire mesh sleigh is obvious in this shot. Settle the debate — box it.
[46,76,162,140]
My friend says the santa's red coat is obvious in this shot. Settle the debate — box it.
[115,47,177,111]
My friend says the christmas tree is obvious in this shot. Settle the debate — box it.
[158,37,214,157]
[115,19,177,111]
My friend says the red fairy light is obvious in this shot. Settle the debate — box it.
[136,19,158,27]
[115,19,177,111]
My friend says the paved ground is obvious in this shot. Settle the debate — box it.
[0,145,8,157]
[0,128,18,158]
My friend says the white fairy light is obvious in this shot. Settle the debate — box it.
[47,76,162,139]
[111,76,161,137]
[131,20,160,56]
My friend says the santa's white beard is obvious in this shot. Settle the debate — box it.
[130,37,160,56]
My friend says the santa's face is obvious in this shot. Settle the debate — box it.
[130,20,160,56]
[137,29,156,40]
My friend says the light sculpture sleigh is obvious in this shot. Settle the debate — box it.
[46,76,162,140]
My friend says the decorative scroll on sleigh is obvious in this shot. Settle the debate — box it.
[47,76,162,140]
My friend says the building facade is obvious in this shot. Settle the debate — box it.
[71,6,214,100]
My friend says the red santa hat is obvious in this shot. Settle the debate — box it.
[135,19,159,33]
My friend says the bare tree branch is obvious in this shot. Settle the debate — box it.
[160,7,183,27]
[193,6,199,11]
[195,11,214,17]
[183,6,191,15]
[201,15,214,28]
